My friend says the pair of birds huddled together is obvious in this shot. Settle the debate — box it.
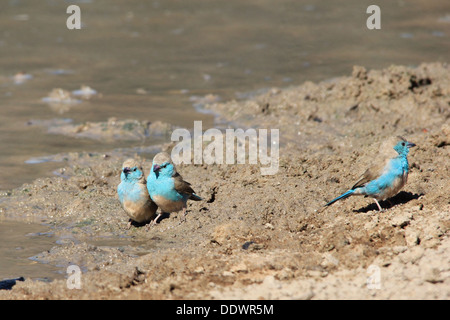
[118,136,416,228]
[117,152,202,228]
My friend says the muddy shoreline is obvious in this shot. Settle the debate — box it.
[0,63,449,299]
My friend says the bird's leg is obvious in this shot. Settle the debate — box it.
[373,199,383,211]
[126,219,132,230]
[149,212,162,228]
[180,205,187,223]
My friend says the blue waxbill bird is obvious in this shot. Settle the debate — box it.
[325,136,416,211]
[118,159,158,228]
[147,152,202,225]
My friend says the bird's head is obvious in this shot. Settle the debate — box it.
[152,161,175,178]
[151,152,176,178]
[121,159,145,182]
[393,136,416,156]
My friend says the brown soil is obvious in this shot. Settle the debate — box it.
[0,62,449,299]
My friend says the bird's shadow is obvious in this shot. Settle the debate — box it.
[128,212,171,228]
[354,191,423,213]
[128,219,148,228]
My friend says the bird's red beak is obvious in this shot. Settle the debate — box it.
[123,167,131,174]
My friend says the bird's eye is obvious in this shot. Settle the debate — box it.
[133,167,137,171]
[401,142,406,146]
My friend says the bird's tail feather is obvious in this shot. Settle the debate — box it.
[190,193,203,201]
[325,189,355,207]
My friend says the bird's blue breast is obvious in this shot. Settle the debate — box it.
[362,156,408,197]
[118,180,145,203]
[147,173,185,202]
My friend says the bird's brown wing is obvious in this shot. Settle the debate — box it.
[352,168,378,189]
[351,158,389,189]
[173,172,196,196]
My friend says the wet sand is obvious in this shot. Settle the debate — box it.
[0,62,449,299]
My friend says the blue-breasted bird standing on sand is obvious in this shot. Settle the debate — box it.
[147,152,202,225]
[325,136,416,211]
[118,159,158,228]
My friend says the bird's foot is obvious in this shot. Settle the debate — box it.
[179,208,187,224]
[146,213,162,231]
[146,220,157,232]
[373,199,383,212]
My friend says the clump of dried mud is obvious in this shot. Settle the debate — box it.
[28,118,174,142]
[0,62,449,299]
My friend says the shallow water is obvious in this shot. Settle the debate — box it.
[0,0,449,190]
[0,219,161,283]
[0,219,60,281]
[0,0,449,283]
